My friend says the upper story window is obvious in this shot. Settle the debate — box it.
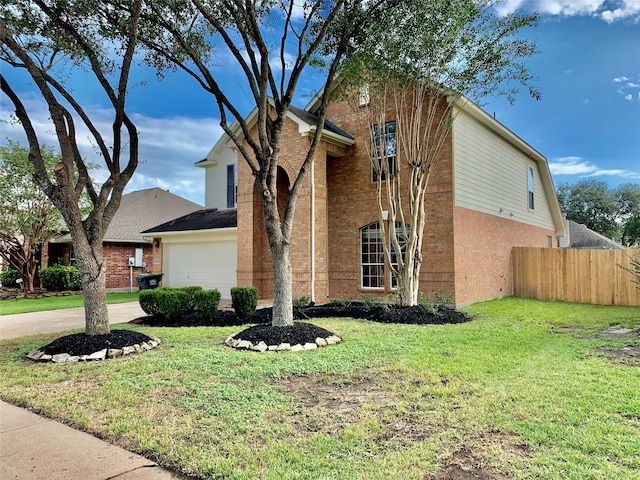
[227,164,236,208]
[527,165,535,210]
[372,121,397,182]
[359,84,370,106]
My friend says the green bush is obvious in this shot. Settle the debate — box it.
[139,289,162,316]
[292,296,310,308]
[181,286,204,310]
[67,266,82,290]
[231,287,258,320]
[0,268,21,288]
[156,288,189,321]
[193,289,221,322]
[39,265,82,291]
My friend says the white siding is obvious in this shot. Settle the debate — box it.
[453,110,555,231]
[203,147,237,210]
[161,229,237,298]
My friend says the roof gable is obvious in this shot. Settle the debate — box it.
[196,99,354,168]
[567,220,624,250]
[105,188,202,242]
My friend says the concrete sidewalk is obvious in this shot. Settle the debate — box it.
[0,401,185,480]
[0,302,146,340]
[0,302,189,479]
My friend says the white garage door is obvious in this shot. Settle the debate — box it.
[162,232,237,298]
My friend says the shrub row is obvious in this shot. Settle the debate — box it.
[139,286,222,322]
[139,286,259,324]
[39,265,82,291]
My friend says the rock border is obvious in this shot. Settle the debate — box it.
[224,334,342,352]
[25,336,161,363]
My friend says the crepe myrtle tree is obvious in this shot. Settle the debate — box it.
[339,0,540,306]
[0,0,143,335]
[0,140,66,293]
[127,0,396,327]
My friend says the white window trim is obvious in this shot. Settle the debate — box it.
[527,164,535,211]
[360,223,385,290]
[371,121,397,183]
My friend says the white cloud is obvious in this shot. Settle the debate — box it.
[550,156,640,179]
[0,93,220,205]
[625,94,634,100]
[614,76,630,82]
[549,156,598,175]
[496,0,640,22]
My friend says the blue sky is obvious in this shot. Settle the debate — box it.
[1,0,638,206]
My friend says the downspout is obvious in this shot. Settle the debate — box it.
[310,158,316,303]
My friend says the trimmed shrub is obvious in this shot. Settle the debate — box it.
[139,289,162,316]
[181,286,204,310]
[67,266,82,290]
[156,288,189,321]
[193,289,221,322]
[39,265,82,291]
[0,268,21,288]
[231,286,258,320]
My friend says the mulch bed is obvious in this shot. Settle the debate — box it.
[133,303,472,328]
[231,322,336,346]
[40,330,155,357]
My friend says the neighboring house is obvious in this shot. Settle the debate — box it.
[147,94,566,307]
[46,188,202,290]
[559,217,624,250]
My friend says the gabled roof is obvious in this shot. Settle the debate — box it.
[142,208,237,234]
[195,99,354,169]
[52,188,202,244]
[567,220,624,250]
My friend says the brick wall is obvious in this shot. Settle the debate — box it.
[103,242,153,289]
[237,113,329,301]
[325,97,457,302]
[453,206,556,306]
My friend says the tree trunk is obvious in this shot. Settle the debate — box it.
[74,238,110,336]
[270,240,293,327]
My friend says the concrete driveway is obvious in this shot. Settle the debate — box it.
[0,302,145,340]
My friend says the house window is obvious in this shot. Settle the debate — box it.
[372,121,397,182]
[547,235,552,248]
[360,221,409,289]
[227,164,236,208]
[527,165,535,210]
[360,223,384,288]
[359,84,370,106]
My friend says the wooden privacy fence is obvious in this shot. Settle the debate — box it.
[513,247,640,307]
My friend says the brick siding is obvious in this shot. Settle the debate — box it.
[236,95,556,306]
[453,206,556,306]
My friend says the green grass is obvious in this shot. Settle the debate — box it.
[0,297,638,479]
[0,292,140,315]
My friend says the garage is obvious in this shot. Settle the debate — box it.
[142,209,238,298]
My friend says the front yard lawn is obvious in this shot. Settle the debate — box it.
[0,298,638,479]
[0,292,140,315]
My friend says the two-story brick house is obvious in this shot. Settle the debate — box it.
[144,94,565,307]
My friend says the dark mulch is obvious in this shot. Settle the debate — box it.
[295,303,471,325]
[232,322,336,345]
[133,303,471,328]
[40,330,154,357]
